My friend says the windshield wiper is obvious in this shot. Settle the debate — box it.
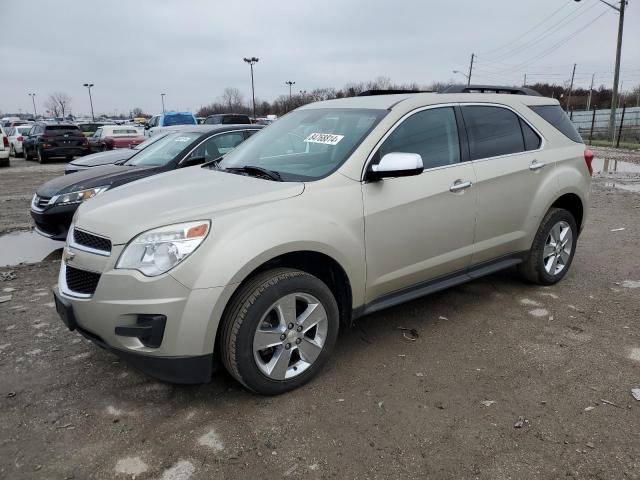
[225,165,282,181]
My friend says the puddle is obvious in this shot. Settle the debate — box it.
[604,181,640,193]
[0,231,64,267]
[592,158,640,174]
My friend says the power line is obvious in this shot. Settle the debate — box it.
[481,2,598,63]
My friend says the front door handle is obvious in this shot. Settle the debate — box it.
[529,160,546,171]
[449,180,473,192]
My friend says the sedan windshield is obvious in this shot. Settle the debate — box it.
[125,132,201,167]
[218,108,386,181]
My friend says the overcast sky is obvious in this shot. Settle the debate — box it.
[1,0,638,117]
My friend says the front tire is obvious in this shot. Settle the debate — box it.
[519,208,578,285]
[220,268,339,395]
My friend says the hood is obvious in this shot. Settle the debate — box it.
[75,167,305,244]
[37,164,157,197]
[69,149,136,168]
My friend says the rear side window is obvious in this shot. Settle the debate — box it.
[520,118,541,151]
[462,106,524,160]
[530,105,583,143]
[204,115,221,125]
[378,107,461,170]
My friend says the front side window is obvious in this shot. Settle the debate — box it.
[462,106,525,160]
[94,128,103,138]
[218,108,386,181]
[377,107,461,170]
[187,132,245,162]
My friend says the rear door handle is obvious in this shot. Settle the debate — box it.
[449,180,473,192]
[529,160,546,171]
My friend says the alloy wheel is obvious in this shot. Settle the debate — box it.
[543,220,573,275]
[253,292,328,381]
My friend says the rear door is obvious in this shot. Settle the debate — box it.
[362,106,477,302]
[460,104,548,265]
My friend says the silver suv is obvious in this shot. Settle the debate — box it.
[53,89,592,394]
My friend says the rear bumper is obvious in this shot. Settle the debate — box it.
[42,146,90,158]
[30,204,76,240]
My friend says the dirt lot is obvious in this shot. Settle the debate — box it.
[1,152,639,479]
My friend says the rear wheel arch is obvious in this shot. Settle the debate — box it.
[549,193,584,234]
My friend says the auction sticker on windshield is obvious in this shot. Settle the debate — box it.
[174,136,192,142]
[304,133,344,146]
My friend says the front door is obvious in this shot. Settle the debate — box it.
[362,106,477,302]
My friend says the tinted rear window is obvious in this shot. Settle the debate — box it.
[163,114,196,126]
[222,115,251,124]
[530,105,582,143]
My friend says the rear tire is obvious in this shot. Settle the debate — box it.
[24,147,31,160]
[37,148,46,164]
[519,208,578,285]
[220,268,339,395]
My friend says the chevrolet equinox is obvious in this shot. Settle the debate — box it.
[53,89,592,395]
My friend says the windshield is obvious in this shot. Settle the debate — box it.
[163,114,196,126]
[125,131,201,167]
[218,108,386,181]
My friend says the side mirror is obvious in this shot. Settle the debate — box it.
[144,124,150,130]
[180,155,206,167]
[368,152,423,181]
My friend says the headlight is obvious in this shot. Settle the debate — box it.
[116,221,210,276]
[55,186,109,205]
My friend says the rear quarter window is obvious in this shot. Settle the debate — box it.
[529,105,583,143]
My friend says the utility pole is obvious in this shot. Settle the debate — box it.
[609,0,626,141]
[467,53,475,85]
[161,93,166,113]
[586,73,595,111]
[566,63,577,110]
[523,73,527,86]
[243,57,259,120]
[83,83,95,122]
[28,93,37,118]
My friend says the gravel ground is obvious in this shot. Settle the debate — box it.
[1,153,640,479]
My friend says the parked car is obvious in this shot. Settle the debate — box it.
[32,124,261,239]
[204,113,252,125]
[23,123,90,163]
[145,112,197,137]
[65,132,171,174]
[77,122,108,138]
[0,126,9,167]
[6,125,34,157]
[88,125,145,152]
[52,88,591,394]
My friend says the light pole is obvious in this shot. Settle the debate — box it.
[28,93,37,118]
[452,70,470,82]
[285,81,296,100]
[243,57,259,120]
[161,93,166,113]
[83,83,95,122]
[575,0,626,142]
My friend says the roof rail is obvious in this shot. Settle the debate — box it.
[440,84,542,96]
[357,89,433,96]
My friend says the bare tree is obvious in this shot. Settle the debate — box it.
[46,92,72,118]
[219,87,244,112]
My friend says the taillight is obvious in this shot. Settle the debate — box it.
[17,136,23,142]
[584,149,594,176]
[2,136,8,148]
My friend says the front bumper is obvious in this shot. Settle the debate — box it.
[30,203,76,240]
[54,249,231,383]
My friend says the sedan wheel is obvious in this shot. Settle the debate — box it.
[37,149,45,164]
[543,220,573,276]
[221,268,339,395]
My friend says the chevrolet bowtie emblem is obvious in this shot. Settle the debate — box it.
[63,248,76,263]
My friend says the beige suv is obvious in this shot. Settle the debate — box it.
[53,89,592,394]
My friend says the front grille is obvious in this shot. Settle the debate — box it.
[73,229,112,253]
[65,265,101,295]
[34,195,51,209]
